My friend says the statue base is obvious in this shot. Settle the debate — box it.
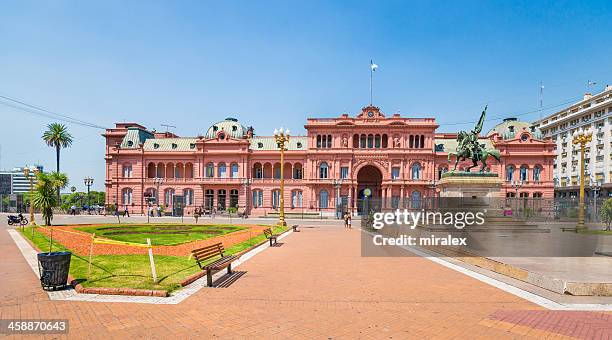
[438,172,503,208]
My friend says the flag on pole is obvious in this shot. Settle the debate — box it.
[370,60,378,71]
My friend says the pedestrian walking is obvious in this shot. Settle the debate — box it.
[123,204,130,217]
[347,213,352,229]
[343,212,349,228]
[157,205,161,217]
[70,205,76,216]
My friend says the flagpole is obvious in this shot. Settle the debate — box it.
[370,61,373,106]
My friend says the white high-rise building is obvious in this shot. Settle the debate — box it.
[533,85,612,198]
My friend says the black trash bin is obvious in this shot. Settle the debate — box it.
[37,252,72,291]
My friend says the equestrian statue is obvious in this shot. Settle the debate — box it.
[447,105,501,172]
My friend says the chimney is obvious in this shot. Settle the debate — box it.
[583,93,592,101]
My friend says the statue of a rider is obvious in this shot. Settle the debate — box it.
[457,105,487,161]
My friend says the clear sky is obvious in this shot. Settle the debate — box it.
[1,0,611,191]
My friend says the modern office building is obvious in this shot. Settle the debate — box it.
[0,165,44,194]
[104,105,555,216]
[533,85,612,198]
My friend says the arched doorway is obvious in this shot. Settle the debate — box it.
[356,165,383,215]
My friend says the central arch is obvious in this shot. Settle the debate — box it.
[356,165,383,214]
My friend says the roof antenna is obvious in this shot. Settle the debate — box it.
[161,124,176,133]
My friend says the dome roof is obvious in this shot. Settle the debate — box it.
[205,117,249,139]
[486,118,542,140]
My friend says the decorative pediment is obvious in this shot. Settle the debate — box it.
[357,105,385,119]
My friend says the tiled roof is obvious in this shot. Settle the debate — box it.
[487,119,542,140]
[250,136,308,151]
[143,138,198,151]
[120,127,154,149]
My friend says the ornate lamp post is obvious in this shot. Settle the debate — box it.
[154,177,164,206]
[83,177,94,214]
[511,180,523,215]
[333,179,343,219]
[572,127,593,230]
[23,166,40,226]
[241,178,251,218]
[274,127,290,226]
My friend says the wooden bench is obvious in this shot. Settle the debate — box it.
[263,228,279,246]
[191,243,238,287]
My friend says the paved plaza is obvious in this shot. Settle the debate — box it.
[1,215,611,338]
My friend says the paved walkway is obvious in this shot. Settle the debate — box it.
[1,224,611,338]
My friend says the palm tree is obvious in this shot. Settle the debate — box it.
[32,172,68,252]
[32,172,69,226]
[42,123,73,202]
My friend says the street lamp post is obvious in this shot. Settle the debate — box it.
[241,178,251,218]
[274,127,290,227]
[511,180,523,216]
[154,177,164,206]
[572,127,593,230]
[23,166,40,226]
[333,179,343,219]
[590,176,601,223]
[84,177,94,214]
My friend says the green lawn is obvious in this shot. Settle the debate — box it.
[75,224,246,246]
[20,225,287,292]
[579,228,612,235]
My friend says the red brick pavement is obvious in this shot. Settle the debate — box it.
[1,225,610,338]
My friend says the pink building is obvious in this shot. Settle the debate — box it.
[103,106,554,216]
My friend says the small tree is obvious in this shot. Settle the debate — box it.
[600,198,612,231]
[32,172,68,252]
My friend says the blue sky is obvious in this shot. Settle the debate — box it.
[1,0,611,191]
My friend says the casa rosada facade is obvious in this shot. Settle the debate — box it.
[104,105,555,216]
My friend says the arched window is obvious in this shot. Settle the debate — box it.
[374,134,381,148]
[414,136,420,148]
[520,165,529,182]
[533,192,543,198]
[367,134,374,148]
[382,134,388,148]
[293,163,303,179]
[183,188,194,205]
[360,134,366,148]
[272,189,280,209]
[156,162,165,178]
[420,135,425,149]
[252,190,263,208]
[122,164,133,178]
[121,188,133,205]
[506,166,515,182]
[164,188,175,206]
[316,135,322,148]
[147,163,156,178]
[205,163,214,178]
[291,190,303,208]
[353,134,359,148]
[409,135,414,148]
[319,190,329,208]
[411,163,421,180]
[205,189,214,210]
[319,162,329,179]
[218,163,227,178]
[438,167,448,180]
[253,163,263,179]
[217,189,226,210]
[185,163,194,178]
[411,191,421,209]
[274,163,281,179]
[533,166,542,182]
[144,188,157,204]
[229,189,239,208]
[231,163,239,178]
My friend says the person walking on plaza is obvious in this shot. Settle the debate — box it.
[347,213,352,229]
[156,205,161,217]
[70,205,76,215]
[123,204,130,217]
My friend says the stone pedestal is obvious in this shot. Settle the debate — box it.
[438,172,503,209]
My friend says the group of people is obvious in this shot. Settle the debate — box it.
[343,212,352,229]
